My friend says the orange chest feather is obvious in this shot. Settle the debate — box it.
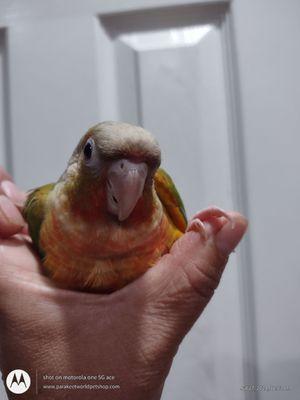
[39,204,182,292]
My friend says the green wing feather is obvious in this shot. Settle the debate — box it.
[154,168,187,232]
[23,183,55,256]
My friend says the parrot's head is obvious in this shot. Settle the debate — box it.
[62,121,161,223]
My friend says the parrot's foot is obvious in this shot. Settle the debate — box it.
[186,206,234,240]
[186,218,207,240]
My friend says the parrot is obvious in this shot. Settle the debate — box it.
[23,121,231,293]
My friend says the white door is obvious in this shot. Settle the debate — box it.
[0,1,299,399]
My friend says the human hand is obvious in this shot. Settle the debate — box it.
[0,167,247,400]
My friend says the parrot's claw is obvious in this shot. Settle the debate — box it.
[186,206,234,240]
[186,218,207,240]
[192,206,235,229]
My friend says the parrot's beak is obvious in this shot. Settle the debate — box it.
[107,159,148,221]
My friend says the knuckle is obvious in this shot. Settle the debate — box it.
[181,259,220,300]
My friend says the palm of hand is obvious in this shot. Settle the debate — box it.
[0,167,247,400]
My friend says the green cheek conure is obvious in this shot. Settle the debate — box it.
[23,121,232,293]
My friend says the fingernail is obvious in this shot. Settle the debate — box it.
[0,180,27,207]
[0,195,25,227]
[215,215,248,256]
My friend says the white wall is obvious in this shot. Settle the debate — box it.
[232,1,300,398]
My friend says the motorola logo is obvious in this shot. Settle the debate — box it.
[6,369,31,394]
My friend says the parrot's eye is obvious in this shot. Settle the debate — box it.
[83,139,94,160]
[83,138,100,170]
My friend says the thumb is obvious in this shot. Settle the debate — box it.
[141,211,248,337]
